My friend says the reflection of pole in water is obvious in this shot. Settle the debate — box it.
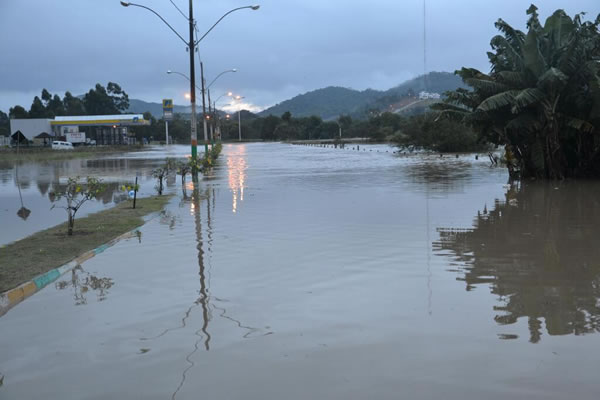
[192,183,211,350]
[15,149,31,220]
[426,184,432,316]
[171,185,213,400]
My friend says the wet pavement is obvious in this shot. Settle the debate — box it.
[1,143,600,399]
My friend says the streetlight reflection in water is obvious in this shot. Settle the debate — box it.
[226,144,247,213]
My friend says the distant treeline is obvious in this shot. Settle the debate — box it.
[135,109,487,153]
[1,81,485,153]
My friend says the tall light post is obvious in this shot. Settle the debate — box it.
[213,92,233,142]
[233,95,246,142]
[119,1,258,174]
[167,68,236,147]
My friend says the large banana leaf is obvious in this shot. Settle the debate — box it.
[537,68,568,93]
[523,29,547,77]
[497,71,528,88]
[513,88,546,112]
[490,35,524,69]
[477,91,520,112]
[465,78,510,95]
[544,10,575,48]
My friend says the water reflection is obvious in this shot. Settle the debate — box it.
[15,164,31,221]
[226,145,247,213]
[55,265,114,306]
[434,182,600,342]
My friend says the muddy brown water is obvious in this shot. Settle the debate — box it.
[1,143,599,399]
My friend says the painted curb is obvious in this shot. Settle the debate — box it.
[0,229,140,317]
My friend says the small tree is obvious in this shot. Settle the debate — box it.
[152,167,168,195]
[153,158,177,195]
[51,177,105,236]
[176,160,191,186]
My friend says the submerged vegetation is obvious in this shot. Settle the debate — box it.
[436,5,600,178]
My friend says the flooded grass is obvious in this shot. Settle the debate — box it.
[0,195,172,293]
[0,145,147,162]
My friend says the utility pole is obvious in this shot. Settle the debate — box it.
[238,109,242,142]
[165,120,169,145]
[188,0,198,177]
[200,62,209,155]
[208,88,214,146]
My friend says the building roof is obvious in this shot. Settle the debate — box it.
[34,132,53,138]
[51,114,149,126]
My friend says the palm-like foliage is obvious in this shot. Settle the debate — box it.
[434,5,600,178]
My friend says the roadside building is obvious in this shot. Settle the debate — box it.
[33,132,53,146]
[9,118,52,141]
[10,114,149,145]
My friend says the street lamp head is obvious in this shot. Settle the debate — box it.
[232,68,238,73]
[120,1,130,7]
[166,70,172,74]
[227,92,233,96]
[251,5,260,10]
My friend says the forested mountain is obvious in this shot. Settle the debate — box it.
[259,87,381,120]
[260,71,466,120]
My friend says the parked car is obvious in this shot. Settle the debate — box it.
[52,141,74,150]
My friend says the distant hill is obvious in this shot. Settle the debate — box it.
[259,86,381,120]
[260,71,466,120]
[127,99,191,117]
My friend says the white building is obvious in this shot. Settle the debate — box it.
[9,114,149,145]
[10,118,52,141]
[418,91,441,100]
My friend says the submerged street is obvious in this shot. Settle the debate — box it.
[1,143,600,399]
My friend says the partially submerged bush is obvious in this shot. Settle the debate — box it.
[50,176,106,236]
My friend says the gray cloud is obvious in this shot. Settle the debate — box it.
[0,0,597,112]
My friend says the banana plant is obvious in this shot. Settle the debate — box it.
[435,5,600,179]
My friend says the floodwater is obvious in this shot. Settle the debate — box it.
[0,146,193,246]
[1,143,600,399]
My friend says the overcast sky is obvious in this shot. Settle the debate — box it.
[0,0,597,113]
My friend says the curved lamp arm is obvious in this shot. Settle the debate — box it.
[120,2,188,45]
[194,5,259,45]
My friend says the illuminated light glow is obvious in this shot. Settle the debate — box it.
[184,93,191,99]
[226,145,247,214]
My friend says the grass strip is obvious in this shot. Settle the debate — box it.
[0,195,172,293]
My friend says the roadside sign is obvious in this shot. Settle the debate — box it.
[163,99,173,121]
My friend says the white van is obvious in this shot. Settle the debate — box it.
[52,141,74,150]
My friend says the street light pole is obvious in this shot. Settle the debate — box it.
[120,1,258,173]
[188,0,199,175]
[207,88,215,146]
[200,61,209,156]
[234,95,246,142]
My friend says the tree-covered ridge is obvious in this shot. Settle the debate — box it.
[260,72,465,120]
[435,5,600,179]
[260,86,380,120]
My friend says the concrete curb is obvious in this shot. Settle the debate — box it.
[0,229,140,318]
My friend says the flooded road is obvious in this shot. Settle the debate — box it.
[0,146,191,245]
[1,143,600,399]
